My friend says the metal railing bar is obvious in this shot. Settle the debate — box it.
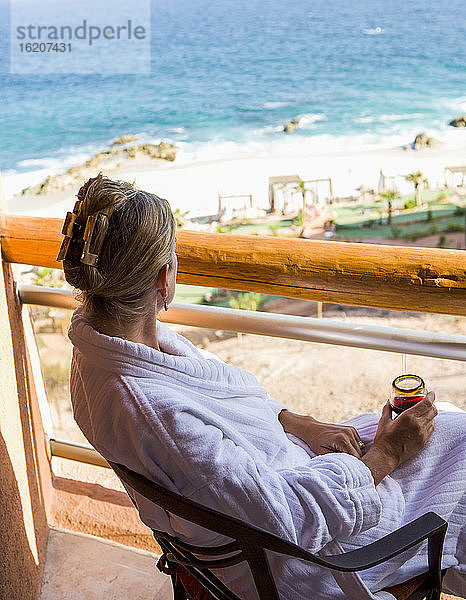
[161,303,466,361]
[17,284,466,361]
[50,438,110,469]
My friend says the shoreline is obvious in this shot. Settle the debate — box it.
[3,140,466,220]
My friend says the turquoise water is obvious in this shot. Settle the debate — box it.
[0,0,465,178]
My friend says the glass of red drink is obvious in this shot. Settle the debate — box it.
[390,374,426,419]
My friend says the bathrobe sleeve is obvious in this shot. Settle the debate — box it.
[156,406,382,554]
[262,391,290,417]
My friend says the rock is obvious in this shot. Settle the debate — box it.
[449,115,466,128]
[112,134,137,145]
[413,132,438,150]
[283,119,300,133]
[123,142,178,161]
[20,140,179,195]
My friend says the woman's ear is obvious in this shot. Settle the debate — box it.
[155,264,169,299]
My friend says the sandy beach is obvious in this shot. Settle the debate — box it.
[4,141,466,220]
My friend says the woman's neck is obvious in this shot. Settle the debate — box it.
[88,310,161,352]
[123,323,160,351]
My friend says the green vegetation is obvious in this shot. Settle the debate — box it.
[229,292,264,311]
[293,180,313,233]
[172,285,277,312]
[173,208,190,229]
[268,222,281,236]
[35,335,46,351]
[174,284,214,305]
[42,362,70,392]
[217,223,235,234]
[213,191,461,243]
[403,199,416,210]
[217,219,294,236]
[30,266,69,288]
[378,189,400,225]
[338,214,462,241]
[334,191,463,240]
[293,213,303,227]
[444,221,463,233]
[404,171,429,207]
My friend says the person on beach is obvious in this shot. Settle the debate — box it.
[59,174,465,600]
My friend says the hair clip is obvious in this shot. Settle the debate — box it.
[56,199,113,268]
[80,207,114,267]
[56,199,84,262]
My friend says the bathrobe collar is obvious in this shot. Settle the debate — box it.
[68,305,264,396]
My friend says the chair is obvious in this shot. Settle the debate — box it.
[108,461,447,600]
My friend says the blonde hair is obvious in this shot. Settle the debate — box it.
[63,173,176,330]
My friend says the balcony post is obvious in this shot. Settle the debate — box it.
[0,175,53,600]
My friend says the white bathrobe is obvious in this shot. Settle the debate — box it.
[68,306,465,600]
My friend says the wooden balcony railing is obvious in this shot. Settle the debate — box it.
[1,214,465,316]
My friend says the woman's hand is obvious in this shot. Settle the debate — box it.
[362,391,438,485]
[278,411,365,458]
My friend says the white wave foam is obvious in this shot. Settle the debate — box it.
[381,113,423,122]
[2,142,114,198]
[174,132,395,165]
[263,101,292,109]
[175,119,466,166]
[15,150,97,176]
[448,96,466,113]
[364,27,385,35]
[297,113,327,126]
[251,124,289,135]
[355,116,374,124]
[355,113,424,124]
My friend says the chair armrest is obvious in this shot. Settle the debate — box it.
[316,512,446,572]
[315,512,447,600]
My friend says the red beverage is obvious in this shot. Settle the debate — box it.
[391,395,426,416]
[390,375,426,419]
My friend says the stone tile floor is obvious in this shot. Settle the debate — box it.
[40,526,461,600]
[39,528,172,600]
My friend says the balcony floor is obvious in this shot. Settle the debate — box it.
[36,524,464,600]
[40,528,172,600]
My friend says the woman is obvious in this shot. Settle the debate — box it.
[59,174,465,599]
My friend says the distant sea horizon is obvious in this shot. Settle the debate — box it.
[1,0,465,188]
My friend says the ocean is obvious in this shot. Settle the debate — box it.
[0,0,465,188]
